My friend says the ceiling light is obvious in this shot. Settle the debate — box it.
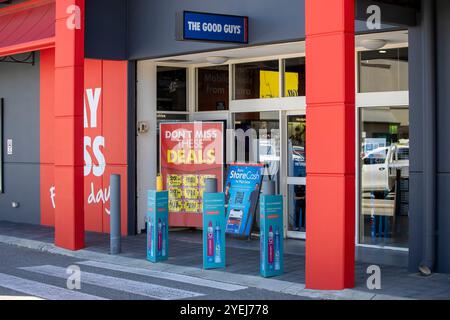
[206,56,229,65]
[379,50,387,54]
[361,39,387,50]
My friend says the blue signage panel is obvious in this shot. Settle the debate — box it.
[147,190,169,263]
[203,192,226,269]
[225,164,264,237]
[260,194,284,278]
[183,11,248,44]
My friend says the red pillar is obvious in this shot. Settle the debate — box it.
[305,0,355,290]
[54,0,85,250]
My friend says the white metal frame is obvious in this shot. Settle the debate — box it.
[284,110,307,240]
[147,40,411,249]
[355,43,410,252]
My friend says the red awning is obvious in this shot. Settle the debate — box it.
[0,0,55,55]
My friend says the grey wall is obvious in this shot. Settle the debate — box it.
[127,0,306,60]
[0,53,41,225]
[83,0,404,61]
[408,21,424,272]
[435,0,450,273]
[409,0,450,273]
[85,0,128,60]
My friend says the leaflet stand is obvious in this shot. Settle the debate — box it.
[203,178,226,269]
[147,190,169,263]
[260,180,284,278]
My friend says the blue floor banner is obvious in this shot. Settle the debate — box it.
[224,163,264,237]
[260,194,284,278]
[147,190,169,263]
[203,192,226,269]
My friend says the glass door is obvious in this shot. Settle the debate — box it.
[192,112,230,186]
[285,113,307,240]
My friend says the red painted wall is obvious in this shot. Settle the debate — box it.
[40,48,128,235]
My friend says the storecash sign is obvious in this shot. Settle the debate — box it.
[40,53,128,235]
[160,122,224,228]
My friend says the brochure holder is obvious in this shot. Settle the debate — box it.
[260,194,284,277]
[147,190,169,263]
[203,192,226,269]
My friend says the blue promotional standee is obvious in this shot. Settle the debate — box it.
[260,195,284,278]
[203,192,226,269]
[147,190,169,263]
[224,164,264,237]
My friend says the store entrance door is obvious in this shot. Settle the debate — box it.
[285,113,307,240]
[192,112,230,186]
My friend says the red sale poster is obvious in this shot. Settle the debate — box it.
[160,122,224,228]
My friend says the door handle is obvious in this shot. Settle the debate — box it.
[379,167,386,171]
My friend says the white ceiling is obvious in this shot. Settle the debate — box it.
[153,30,408,65]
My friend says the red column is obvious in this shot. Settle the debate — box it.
[305,0,355,290]
[54,0,85,250]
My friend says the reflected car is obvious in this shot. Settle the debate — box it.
[292,146,306,177]
[362,145,409,192]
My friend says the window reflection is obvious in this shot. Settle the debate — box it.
[284,58,306,97]
[358,48,409,93]
[360,107,409,248]
[234,60,280,99]
[157,67,187,112]
[197,66,229,111]
[287,115,307,233]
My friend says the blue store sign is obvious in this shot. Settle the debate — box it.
[181,11,249,44]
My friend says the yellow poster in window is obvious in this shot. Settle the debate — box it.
[260,71,299,98]
[168,188,182,199]
[184,200,199,213]
[183,175,199,187]
[183,187,199,200]
[167,174,182,187]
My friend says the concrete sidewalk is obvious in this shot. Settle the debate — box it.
[0,221,449,300]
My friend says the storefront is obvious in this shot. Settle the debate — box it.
[135,35,409,250]
[2,0,450,290]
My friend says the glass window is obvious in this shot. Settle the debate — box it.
[234,60,279,100]
[233,111,280,230]
[287,115,306,178]
[359,107,409,248]
[197,66,229,111]
[358,48,409,93]
[287,115,307,233]
[284,58,306,97]
[157,67,187,112]
[156,113,188,172]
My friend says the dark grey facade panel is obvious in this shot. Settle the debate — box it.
[408,23,423,174]
[127,0,304,60]
[436,0,450,174]
[127,61,137,236]
[0,53,40,225]
[437,173,450,272]
[85,0,128,60]
[407,5,426,274]
[83,0,407,61]
[409,0,450,274]
[406,9,423,273]
[436,0,450,273]
[408,2,429,274]
[408,172,423,272]
[0,164,41,225]
[126,0,402,61]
